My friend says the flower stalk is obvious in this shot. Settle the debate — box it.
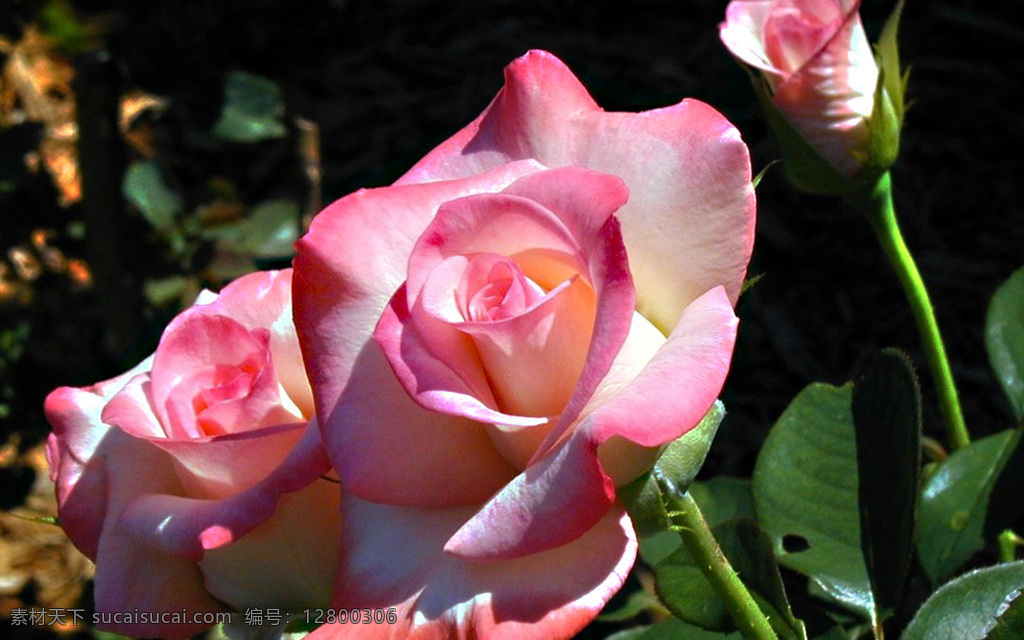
[655,471,777,640]
[845,172,970,451]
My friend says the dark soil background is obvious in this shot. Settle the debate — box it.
[1,0,1021,637]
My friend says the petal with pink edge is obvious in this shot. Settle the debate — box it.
[589,286,739,482]
[168,269,314,419]
[445,287,737,561]
[148,314,299,439]
[115,418,332,562]
[43,357,154,558]
[397,50,755,331]
[76,427,225,638]
[309,497,635,640]
[322,335,519,507]
[771,0,878,176]
[294,162,544,486]
[198,478,341,612]
[375,285,543,429]
[444,426,615,561]
[719,0,783,75]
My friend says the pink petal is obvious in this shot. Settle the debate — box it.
[526,211,635,467]
[374,168,638,481]
[318,324,519,507]
[589,286,739,480]
[148,314,298,438]
[198,478,341,611]
[772,0,878,175]
[44,358,153,558]
[116,417,331,560]
[381,170,632,429]
[762,0,843,76]
[456,275,593,421]
[397,50,755,332]
[69,426,224,638]
[295,164,549,506]
[172,269,313,419]
[309,497,636,640]
[375,285,542,429]
[720,0,784,77]
[99,373,167,439]
[445,287,737,561]
[444,426,615,561]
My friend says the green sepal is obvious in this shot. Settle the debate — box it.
[875,0,907,128]
[620,400,725,537]
[746,70,851,196]
[863,79,901,174]
[863,0,907,174]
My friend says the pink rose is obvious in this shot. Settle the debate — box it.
[295,51,754,638]
[720,0,880,177]
[45,269,340,638]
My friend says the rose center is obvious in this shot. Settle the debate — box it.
[155,318,302,439]
[189,360,260,417]
[459,255,546,323]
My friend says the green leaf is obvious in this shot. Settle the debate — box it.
[653,537,728,629]
[654,519,806,640]
[638,530,684,568]
[212,72,288,143]
[903,561,1024,640]
[986,266,1024,421]
[202,199,302,271]
[714,520,807,640]
[852,349,921,612]
[752,383,875,618]
[143,276,197,307]
[811,628,851,640]
[621,400,725,537]
[917,429,1022,583]
[40,0,93,53]
[234,199,301,258]
[740,273,765,298]
[122,160,183,231]
[985,591,1024,640]
[984,441,1024,541]
[605,619,742,640]
[597,588,668,623]
[690,478,755,528]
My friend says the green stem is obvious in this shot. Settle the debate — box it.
[655,472,777,640]
[847,172,970,451]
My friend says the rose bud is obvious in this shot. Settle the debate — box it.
[720,0,906,193]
